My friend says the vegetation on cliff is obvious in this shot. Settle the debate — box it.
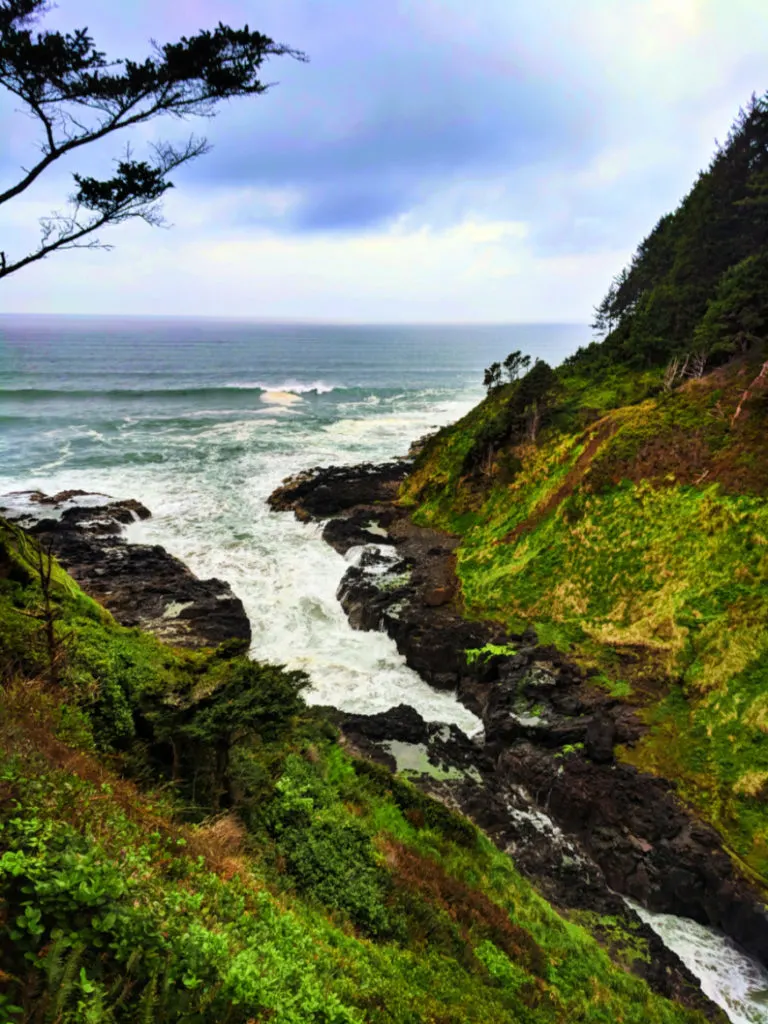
[0,520,710,1022]
[401,93,768,885]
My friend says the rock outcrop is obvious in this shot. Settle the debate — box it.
[2,491,251,650]
[329,703,721,1019]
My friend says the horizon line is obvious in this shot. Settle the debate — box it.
[0,312,589,327]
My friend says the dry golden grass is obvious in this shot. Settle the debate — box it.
[733,772,768,798]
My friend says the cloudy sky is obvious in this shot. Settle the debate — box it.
[1,0,766,321]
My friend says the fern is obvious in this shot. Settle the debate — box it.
[79,985,109,1024]
[106,947,142,1009]
[48,945,83,1022]
[137,974,157,1024]
[156,958,175,1019]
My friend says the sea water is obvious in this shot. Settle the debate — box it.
[0,315,584,728]
[1,313,765,1022]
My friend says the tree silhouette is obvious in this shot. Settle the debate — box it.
[483,361,502,391]
[0,0,306,278]
[502,350,531,382]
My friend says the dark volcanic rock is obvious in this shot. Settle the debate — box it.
[338,703,430,744]
[267,457,768,986]
[6,491,251,650]
[333,703,724,1020]
[321,508,397,555]
[585,712,616,764]
[500,741,768,962]
[267,462,408,519]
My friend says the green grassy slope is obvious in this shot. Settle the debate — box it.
[401,91,768,881]
[0,521,708,1023]
[401,358,768,883]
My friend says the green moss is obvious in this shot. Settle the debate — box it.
[560,743,585,757]
[593,673,633,699]
[465,642,517,665]
[568,912,651,968]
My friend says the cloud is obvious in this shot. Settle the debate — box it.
[0,205,624,323]
[0,0,767,320]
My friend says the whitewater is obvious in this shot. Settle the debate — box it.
[1,314,767,1022]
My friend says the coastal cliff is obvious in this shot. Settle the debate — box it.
[1,89,766,1024]
[268,446,768,970]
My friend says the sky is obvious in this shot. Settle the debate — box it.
[1,0,767,322]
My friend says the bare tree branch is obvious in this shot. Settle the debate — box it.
[0,136,210,278]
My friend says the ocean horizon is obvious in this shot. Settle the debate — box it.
[0,315,588,724]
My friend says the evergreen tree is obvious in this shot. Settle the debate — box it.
[0,0,306,278]
[586,92,768,369]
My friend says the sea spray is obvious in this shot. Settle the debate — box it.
[627,900,768,1024]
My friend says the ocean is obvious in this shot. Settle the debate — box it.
[0,314,586,730]
[2,313,768,1022]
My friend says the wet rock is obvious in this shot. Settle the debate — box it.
[268,462,408,518]
[423,585,455,607]
[338,703,430,745]
[585,713,616,764]
[498,742,768,962]
[334,702,724,1020]
[32,488,98,504]
[321,509,396,555]
[5,490,251,650]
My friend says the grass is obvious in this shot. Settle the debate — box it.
[400,358,768,881]
[0,518,711,1021]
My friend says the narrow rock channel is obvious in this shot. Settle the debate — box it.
[269,459,768,1024]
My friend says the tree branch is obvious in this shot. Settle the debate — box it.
[0,1,306,278]
[0,136,209,279]
[0,12,306,206]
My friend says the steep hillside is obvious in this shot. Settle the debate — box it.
[0,520,712,1022]
[400,94,768,886]
[402,359,768,879]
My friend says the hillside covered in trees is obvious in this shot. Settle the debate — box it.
[402,91,768,885]
[588,92,768,372]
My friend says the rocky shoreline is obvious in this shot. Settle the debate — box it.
[270,459,768,1011]
[2,478,759,1018]
[1,490,251,650]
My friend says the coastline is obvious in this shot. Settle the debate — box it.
[2,476,748,1020]
[268,456,768,1008]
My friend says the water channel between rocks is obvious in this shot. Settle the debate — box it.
[3,373,766,1022]
[130,495,768,1024]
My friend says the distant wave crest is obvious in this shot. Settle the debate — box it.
[0,383,348,401]
[222,380,339,394]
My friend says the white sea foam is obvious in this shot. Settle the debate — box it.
[260,390,304,406]
[626,900,768,1023]
[3,390,480,733]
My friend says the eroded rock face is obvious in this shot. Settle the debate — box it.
[3,491,251,650]
[268,461,768,975]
